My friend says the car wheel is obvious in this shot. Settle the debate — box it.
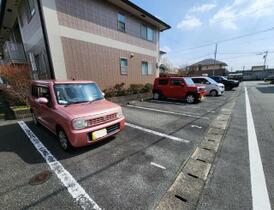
[58,129,72,152]
[153,92,160,100]
[32,112,39,126]
[186,94,195,104]
[210,90,218,97]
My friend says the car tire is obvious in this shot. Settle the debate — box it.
[210,90,218,97]
[31,112,39,126]
[153,92,160,100]
[57,129,73,152]
[186,94,196,104]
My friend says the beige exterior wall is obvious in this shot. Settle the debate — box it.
[62,37,156,89]
[40,0,161,88]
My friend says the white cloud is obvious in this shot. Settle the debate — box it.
[210,0,274,30]
[161,46,171,53]
[177,15,202,30]
[189,3,216,13]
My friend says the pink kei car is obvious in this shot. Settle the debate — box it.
[29,80,125,151]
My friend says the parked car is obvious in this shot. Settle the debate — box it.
[29,80,125,151]
[210,76,239,90]
[191,76,225,96]
[264,75,274,84]
[152,77,206,104]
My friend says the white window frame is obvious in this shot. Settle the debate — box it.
[118,13,126,32]
[140,25,154,42]
[142,61,153,75]
[120,57,128,75]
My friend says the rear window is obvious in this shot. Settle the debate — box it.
[184,78,195,86]
[32,85,39,98]
[158,79,169,85]
[171,79,182,86]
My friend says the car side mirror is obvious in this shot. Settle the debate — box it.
[36,97,49,104]
[181,83,185,87]
[206,82,210,85]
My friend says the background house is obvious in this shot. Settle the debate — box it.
[0,0,170,89]
[186,58,229,76]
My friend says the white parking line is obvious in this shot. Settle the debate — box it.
[191,125,202,129]
[125,122,190,143]
[126,104,209,120]
[245,88,271,210]
[18,121,101,210]
[150,162,166,170]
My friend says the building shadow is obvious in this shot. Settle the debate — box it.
[256,86,274,94]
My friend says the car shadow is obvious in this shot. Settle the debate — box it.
[145,98,205,106]
[0,122,116,164]
[256,86,274,94]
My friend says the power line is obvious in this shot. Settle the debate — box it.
[171,26,274,53]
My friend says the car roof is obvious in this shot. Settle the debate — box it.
[156,77,189,79]
[32,80,96,85]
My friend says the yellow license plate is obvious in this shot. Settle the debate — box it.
[92,129,107,140]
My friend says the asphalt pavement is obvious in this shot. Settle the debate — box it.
[0,86,241,210]
[197,81,274,210]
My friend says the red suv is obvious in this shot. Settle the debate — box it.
[152,77,205,104]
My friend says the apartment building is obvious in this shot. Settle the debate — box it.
[0,0,170,89]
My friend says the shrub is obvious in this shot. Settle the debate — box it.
[141,83,153,93]
[128,84,144,94]
[103,88,116,98]
[114,83,127,96]
[0,64,31,106]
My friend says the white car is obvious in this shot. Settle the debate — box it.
[191,76,224,96]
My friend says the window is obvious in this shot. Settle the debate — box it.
[141,25,154,41]
[158,79,169,85]
[31,85,39,98]
[171,79,182,86]
[120,58,128,75]
[118,13,125,32]
[142,61,153,75]
[27,0,35,20]
[54,83,104,105]
[29,52,37,72]
[147,27,154,41]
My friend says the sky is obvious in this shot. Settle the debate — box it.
[131,0,274,71]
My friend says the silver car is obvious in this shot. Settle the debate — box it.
[191,76,225,96]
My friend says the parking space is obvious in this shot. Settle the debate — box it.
[0,88,240,209]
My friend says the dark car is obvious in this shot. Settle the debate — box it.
[264,75,274,84]
[210,76,239,90]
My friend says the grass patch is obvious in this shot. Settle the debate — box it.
[10,105,30,112]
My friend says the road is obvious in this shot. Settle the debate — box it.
[197,81,274,210]
[1,81,273,210]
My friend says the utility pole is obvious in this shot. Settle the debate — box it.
[263,50,268,70]
[213,43,218,76]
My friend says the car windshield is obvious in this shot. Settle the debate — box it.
[207,77,218,84]
[54,83,104,105]
[184,78,195,86]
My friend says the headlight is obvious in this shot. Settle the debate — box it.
[72,118,87,130]
[117,109,124,118]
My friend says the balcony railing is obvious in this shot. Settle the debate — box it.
[3,41,27,64]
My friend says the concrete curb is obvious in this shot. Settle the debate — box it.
[155,99,236,210]
[0,118,32,127]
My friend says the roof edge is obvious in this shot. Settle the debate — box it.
[121,0,171,31]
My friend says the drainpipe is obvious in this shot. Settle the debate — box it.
[37,0,55,79]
